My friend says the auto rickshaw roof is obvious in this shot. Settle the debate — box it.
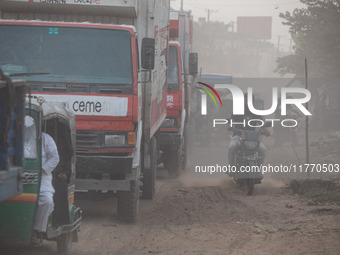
[0,79,26,89]
[25,97,75,127]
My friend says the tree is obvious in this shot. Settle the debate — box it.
[276,0,340,77]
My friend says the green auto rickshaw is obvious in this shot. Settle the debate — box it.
[0,98,81,254]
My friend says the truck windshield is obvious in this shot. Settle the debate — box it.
[0,25,133,85]
[167,45,179,90]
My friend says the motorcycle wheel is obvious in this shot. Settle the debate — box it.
[244,178,254,196]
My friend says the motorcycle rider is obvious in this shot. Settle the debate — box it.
[228,93,270,173]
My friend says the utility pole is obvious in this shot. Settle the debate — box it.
[305,58,310,176]
[180,0,183,11]
[277,35,281,57]
[205,9,218,22]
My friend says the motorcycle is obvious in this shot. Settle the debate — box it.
[231,125,269,196]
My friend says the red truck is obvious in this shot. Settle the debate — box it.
[0,0,170,222]
[159,10,198,178]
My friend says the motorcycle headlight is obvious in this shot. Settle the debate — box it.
[161,118,175,128]
[105,134,125,145]
[244,141,258,150]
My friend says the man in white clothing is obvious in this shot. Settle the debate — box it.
[32,132,59,245]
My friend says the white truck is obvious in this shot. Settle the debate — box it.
[0,0,170,222]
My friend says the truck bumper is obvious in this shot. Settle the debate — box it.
[76,155,133,174]
[159,132,182,145]
[75,179,131,191]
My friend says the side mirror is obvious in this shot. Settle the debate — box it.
[141,38,155,70]
[189,52,198,76]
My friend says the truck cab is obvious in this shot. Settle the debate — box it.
[0,0,170,222]
[159,10,197,178]
[160,42,185,177]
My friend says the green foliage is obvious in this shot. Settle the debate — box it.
[276,0,340,77]
[304,188,340,204]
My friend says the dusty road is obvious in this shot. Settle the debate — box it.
[70,178,340,255]
[4,132,340,255]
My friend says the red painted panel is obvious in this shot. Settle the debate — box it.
[6,194,37,204]
[167,109,180,117]
[170,19,179,38]
[76,120,133,131]
[166,91,181,111]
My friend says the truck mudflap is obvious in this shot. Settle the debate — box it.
[159,132,181,145]
[76,155,133,174]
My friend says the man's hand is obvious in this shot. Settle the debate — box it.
[58,173,67,181]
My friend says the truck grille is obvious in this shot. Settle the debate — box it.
[76,130,100,148]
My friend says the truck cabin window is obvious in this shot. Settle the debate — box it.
[0,25,133,85]
[167,46,180,91]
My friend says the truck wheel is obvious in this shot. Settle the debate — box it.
[167,148,182,179]
[141,136,157,199]
[57,232,73,254]
[117,180,139,223]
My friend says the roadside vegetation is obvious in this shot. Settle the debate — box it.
[304,188,340,204]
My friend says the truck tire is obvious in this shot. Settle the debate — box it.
[117,180,139,223]
[57,232,73,254]
[141,136,157,199]
[167,148,182,179]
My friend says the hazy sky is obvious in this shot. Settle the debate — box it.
[170,0,304,51]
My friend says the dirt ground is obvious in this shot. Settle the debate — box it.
[3,131,340,255]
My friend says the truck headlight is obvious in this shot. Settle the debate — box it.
[105,134,125,145]
[161,118,175,128]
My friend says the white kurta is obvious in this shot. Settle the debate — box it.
[40,133,59,193]
[34,132,60,232]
